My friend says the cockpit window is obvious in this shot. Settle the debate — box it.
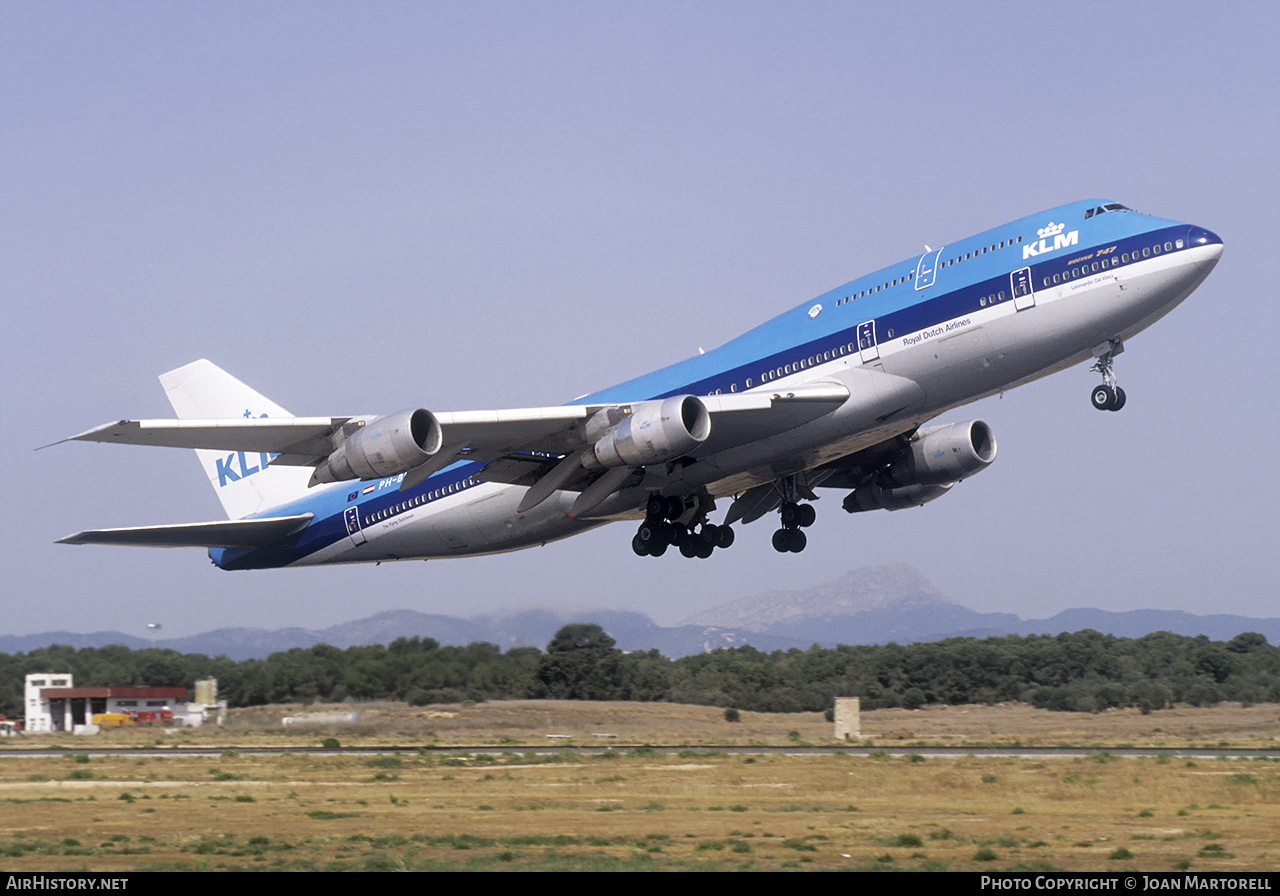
[1084,203,1132,219]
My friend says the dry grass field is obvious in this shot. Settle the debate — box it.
[1,701,1277,871]
[13,698,1278,749]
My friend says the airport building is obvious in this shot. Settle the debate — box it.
[24,674,219,732]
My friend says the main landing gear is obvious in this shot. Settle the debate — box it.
[1089,341,1127,412]
[772,501,815,552]
[771,475,817,553]
[632,495,734,559]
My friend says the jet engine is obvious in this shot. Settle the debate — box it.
[885,420,996,487]
[310,408,443,484]
[583,395,711,471]
[843,420,995,513]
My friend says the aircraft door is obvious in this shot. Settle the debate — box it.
[915,248,943,290]
[1011,267,1035,310]
[343,506,367,546]
[857,320,879,363]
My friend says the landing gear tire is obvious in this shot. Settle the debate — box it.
[1109,386,1126,411]
[797,503,816,528]
[772,528,807,553]
[716,525,735,549]
[636,521,662,547]
[632,534,649,556]
[1091,384,1120,411]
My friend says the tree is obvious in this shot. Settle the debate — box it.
[533,624,625,699]
[546,624,616,653]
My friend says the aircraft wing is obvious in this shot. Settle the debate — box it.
[49,417,352,459]
[57,514,314,548]
[694,383,850,453]
[53,384,848,474]
[50,383,853,511]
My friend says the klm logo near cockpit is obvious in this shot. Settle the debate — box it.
[1023,221,1078,260]
[215,410,278,487]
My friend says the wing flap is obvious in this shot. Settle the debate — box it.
[57,514,313,548]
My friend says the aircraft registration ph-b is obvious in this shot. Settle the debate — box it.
[53,200,1221,567]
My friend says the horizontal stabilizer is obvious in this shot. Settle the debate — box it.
[57,514,313,548]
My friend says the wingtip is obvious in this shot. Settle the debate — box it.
[39,420,139,451]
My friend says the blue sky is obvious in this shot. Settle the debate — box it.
[3,1,1277,640]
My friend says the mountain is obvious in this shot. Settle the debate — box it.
[3,564,1274,659]
[681,562,1022,645]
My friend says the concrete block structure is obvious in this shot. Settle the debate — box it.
[833,696,861,741]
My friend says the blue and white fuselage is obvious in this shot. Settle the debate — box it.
[56,200,1223,567]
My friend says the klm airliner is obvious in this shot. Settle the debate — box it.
[53,199,1222,567]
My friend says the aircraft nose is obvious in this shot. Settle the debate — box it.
[1186,225,1223,269]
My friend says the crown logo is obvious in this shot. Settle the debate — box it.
[1037,221,1066,239]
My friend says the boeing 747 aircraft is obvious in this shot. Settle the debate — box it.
[54,200,1222,567]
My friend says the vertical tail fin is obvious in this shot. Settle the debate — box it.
[159,360,315,520]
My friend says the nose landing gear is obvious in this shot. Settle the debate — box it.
[1089,341,1127,412]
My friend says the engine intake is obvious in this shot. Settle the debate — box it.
[311,408,443,484]
[884,420,996,488]
[584,396,711,471]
